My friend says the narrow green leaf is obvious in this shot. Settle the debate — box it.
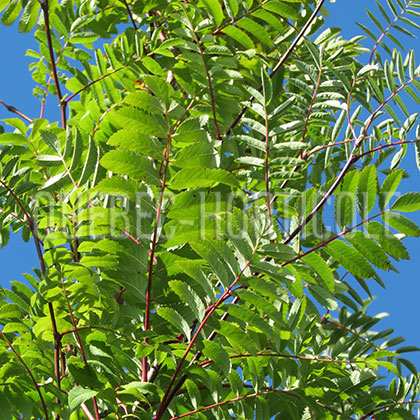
[78,136,98,186]
[379,169,404,210]
[18,0,40,33]
[100,150,160,185]
[346,231,391,270]
[384,212,420,236]
[258,243,296,262]
[114,106,166,137]
[202,340,231,376]
[357,165,378,218]
[335,170,359,228]
[68,386,97,412]
[262,1,300,20]
[366,221,409,261]
[169,280,206,321]
[170,168,239,190]
[326,240,375,278]
[157,307,191,341]
[202,0,224,26]
[303,252,335,292]
[221,26,255,50]
[190,240,238,289]
[237,18,272,47]
[392,192,420,212]
[41,129,61,154]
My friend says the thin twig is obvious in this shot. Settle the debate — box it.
[0,330,50,420]
[263,85,272,225]
[155,239,261,419]
[199,352,372,368]
[281,210,387,268]
[40,39,69,119]
[143,108,173,382]
[187,10,221,139]
[40,0,67,128]
[64,55,146,103]
[369,5,407,64]
[167,387,349,420]
[0,99,33,123]
[225,0,326,137]
[361,399,420,419]
[121,0,137,30]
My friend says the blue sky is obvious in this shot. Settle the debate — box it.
[0,0,420,368]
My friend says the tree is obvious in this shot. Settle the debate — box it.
[1,0,420,418]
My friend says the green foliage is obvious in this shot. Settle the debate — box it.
[0,0,420,419]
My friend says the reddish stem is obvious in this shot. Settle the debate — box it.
[40,0,67,128]
[281,210,387,268]
[65,56,145,103]
[369,6,407,64]
[122,0,137,29]
[361,399,420,419]
[155,240,260,419]
[264,99,272,225]
[225,0,326,137]
[0,99,33,123]
[143,112,173,382]
[0,331,50,420]
[189,17,220,139]
[199,352,369,368]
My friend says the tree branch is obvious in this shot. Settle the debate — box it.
[40,0,67,128]
[155,239,261,419]
[143,108,173,382]
[0,99,33,123]
[225,0,326,137]
[0,330,50,420]
[187,10,221,139]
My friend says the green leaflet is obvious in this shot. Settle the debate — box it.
[326,240,375,278]
[237,18,272,47]
[258,243,296,262]
[224,302,275,339]
[221,26,255,50]
[108,129,164,160]
[1,0,21,26]
[172,141,217,168]
[190,240,238,288]
[357,165,378,219]
[95,177,140,202]
[169,168,239,189]
[176,260,218,301]
[68,386,97,412]
[346,231,391,270]
[366,221,409,261]
[383,212,420,237]
[216,320,258,354]
[202,340,231,376]
[302,252,335,293]
[262,1,300,20]
[100,150,160,185]
[379,169,404,210]
[113,106,166,137]
[335,170,359,229]
[202,0,224,26]
[18,0,40,33]
[391,192,420,212]
[309,284,338,311]
[157,307,191,341]
[168,189,231,220]
[0,302,21,320]
[169,280,206,321]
